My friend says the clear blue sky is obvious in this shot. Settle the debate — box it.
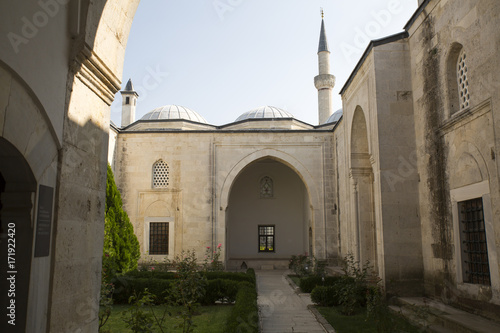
[110,0,418,126]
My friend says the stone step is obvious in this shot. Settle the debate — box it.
[391,297,500,333]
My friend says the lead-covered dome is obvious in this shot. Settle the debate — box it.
[235,106,294,122]
[324,108,343,124]
[141,105,207,123]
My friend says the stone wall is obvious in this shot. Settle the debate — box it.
[407,0,500,311]
[113,130,338,265]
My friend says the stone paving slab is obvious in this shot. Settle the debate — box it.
[256,270,327,333]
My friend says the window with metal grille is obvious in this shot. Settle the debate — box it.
[152,160,169,188]
[260,176,273,198]
[457,49,470,110]
[149,222,169,255]
[259,225,275,252]
[458,198,491,285]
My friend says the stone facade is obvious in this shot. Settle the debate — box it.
[338,0,500,318]
[112,123,338,269]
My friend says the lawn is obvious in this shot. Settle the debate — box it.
[316,306,421,333]
[288,275,301,288]
[101,304,233,332]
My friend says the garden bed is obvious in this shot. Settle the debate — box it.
[103,304,232,332]
[316,306,420,333]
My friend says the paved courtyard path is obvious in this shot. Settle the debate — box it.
[256,270,327,333]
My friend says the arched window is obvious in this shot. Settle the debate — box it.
[457,49,470,110]
[152,160,169,188]
[260,176,273,198]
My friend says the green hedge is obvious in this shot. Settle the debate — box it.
[124,270,177,280]
[310,276,369,309]
[122,270,256,285]
[113,277,172,304]
[311,285,341,306]
[114,269,257,305]
[223,282,258,333]
[299,275,344,293]
[205,271,256,285]
[200,279,240,305]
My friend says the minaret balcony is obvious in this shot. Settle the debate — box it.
[314,74,336,90]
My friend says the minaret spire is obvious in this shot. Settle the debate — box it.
[314,12,335,124]
[120,78,139,127]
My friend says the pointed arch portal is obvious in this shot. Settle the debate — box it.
[350,107,377,270]
[225,157,311,270]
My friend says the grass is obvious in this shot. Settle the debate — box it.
[288,275,301,288]
[101,304,233,332]
[316,306,421,333]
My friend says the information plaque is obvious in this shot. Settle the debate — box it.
[34,185,54,257]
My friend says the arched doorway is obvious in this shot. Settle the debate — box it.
[0,138,37,332]
[226,158,310,270]
[350,107,377,269]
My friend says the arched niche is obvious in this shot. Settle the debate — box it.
[0,138,36,333]
[349,106,377,270]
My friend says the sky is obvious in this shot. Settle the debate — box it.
[110,0,419,126]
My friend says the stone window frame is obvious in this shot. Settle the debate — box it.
[152,159,169,189]
[260,176,274,198]
[446,43,471,118]
[457,197,490,285]
[451,181,499,294]
[258,225,275,253]
[144,217,175,258]
[456,48,470,111]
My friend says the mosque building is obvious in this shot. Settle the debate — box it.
[109,16,342,271]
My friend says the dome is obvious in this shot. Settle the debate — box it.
[235,106,294,122]
[141,105,207,123]
[325,108,343,124]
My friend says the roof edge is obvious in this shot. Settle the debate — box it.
[339,31,408,95]
[219,117,314,129]
[404,0,431,31]
[121,118,217,130]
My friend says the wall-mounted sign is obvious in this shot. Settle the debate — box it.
[34,185,53,257]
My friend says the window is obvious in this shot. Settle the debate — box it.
[125,96,130,105]
[457,49,470,110]
[149,222,169,255]
[458,198,491,285]
[260,176,273,198]
[259,225,275,252]
[153,160,169,188]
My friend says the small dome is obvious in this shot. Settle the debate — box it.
[235,106,294,122]
[325,108,343,124]
[141,105,207,123]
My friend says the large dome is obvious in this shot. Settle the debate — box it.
[141,105,207,123]
[235,106,294,122]
[324,108,343,124]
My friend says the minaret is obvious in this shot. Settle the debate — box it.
[120,78,139,127]
[314,11,335,124]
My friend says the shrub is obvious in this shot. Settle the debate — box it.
[246,268,256,284]
[223,282,259,333]
[124,270,177,280]
[289,254,313,277]
[200,279,239,305]
[205,271,255,285]
[311,286,340,306]
[113,277,172,304]
[103,164,140,275]
[299,275,343,293]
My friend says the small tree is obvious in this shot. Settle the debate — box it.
[103,164,140,275]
